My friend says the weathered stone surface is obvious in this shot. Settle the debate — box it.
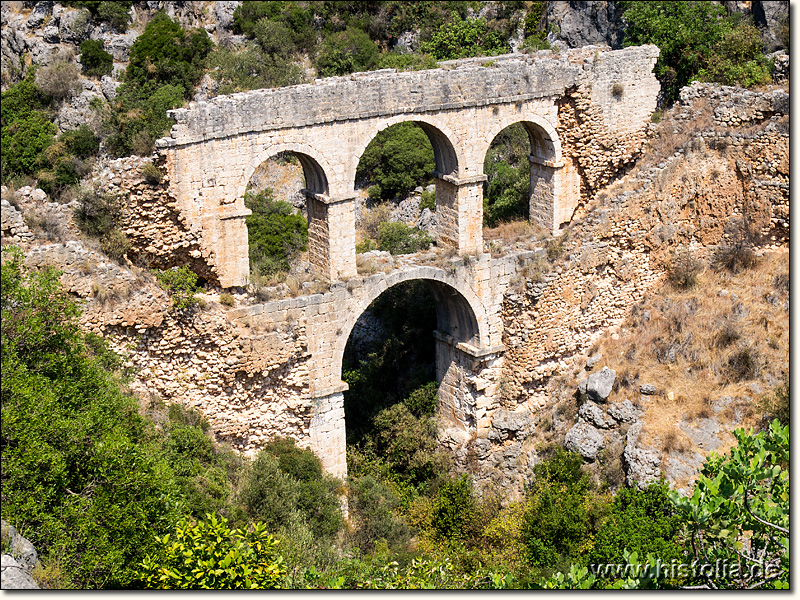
[578,366,616,402]
[1,555,39,589]
[1,521,38,572]
[58,8,90,44]
[623,422,662,489]
[578,400,614,428]
[607,399,641,423]
[488,408,533,441]
[564,419,605,460]
[639,383,657,395]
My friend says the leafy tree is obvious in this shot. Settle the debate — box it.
[621,1,771,104]
[244,189,308,277]
[139,514,286,589]
[315,27,379,77]
[356,122,435,202]
[670,420,789,589]
[420,15,507,61]
[79,39,114,78]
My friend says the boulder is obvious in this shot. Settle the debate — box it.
[100,74,120,100]
[578,400,614,428]
[577,366,616,402]
[564,420,605,460]
[416,207,437,237]
[622,422,662,489]
[607,399,641,423]
[1,555,39,589]
[488,408,533,441]
[27,2,52,29]
[59,9,91,44]
[639,383,657,395]
[213,1,240,30]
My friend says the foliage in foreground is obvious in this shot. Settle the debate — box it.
[1,248,184,588]
[244,188,308,278]
[139,514,286,589]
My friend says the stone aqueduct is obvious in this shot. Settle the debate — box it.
[154,45,660,476]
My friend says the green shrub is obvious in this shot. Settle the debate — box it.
[432,475,476,542]
[420,15,507,60]
[370,403,450,489]
[60,124,100,158]
[357,122,435,202]
[315,27,379,77]
[588,482,684,570]
[233,1,315,52]
[219,292,235,307]
[403,381,438,417]
[141,161,163,184]
[376,51,438,71]
[79,39,114,78]
[1,248,185,588]
[348,475,412,554]
[377,222,432,255]
[244,189,308,276]
[139,514,286,589]
[74,188,123,237]
[65,1,132,31]
[240,443,344,540]
[522,449,608,570]
[420,188,436,211]
[100,228,131,263]
[208,44,303,95]
[155,266,201,311]
[355,238,378,253]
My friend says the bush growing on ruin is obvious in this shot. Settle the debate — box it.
[377,222,432,255]
[667,251,704,290]
[156,265,201,310]
[79,39,114,78]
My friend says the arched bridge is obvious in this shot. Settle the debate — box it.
[156,45,659,287]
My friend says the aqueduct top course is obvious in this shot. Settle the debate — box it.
[156,44,660,287]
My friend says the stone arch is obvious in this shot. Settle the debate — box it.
[237,141,333,203]
[334,269,487,383]
[480,114,562,165]
[480,115,576,232]
[349,116,462,189]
